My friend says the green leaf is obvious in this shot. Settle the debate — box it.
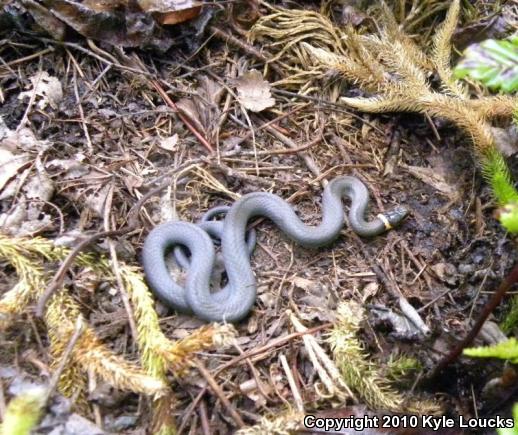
[454,36,518,93]
[464,338,518,363]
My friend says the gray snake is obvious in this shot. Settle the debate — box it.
[142,176,408,322]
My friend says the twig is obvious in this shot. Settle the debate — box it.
[274,89,387,135]
[194,358,245,428]
[0,47,54,71]
[178,389,206,434]
[209,26,284,75]
[372,264,430,336]
[265,125,322,179]
[262,134,322,156]
[280,354,304,412]
[199,400,211,435]
[70,54,93,153]
[103,184,139,346]
[149,79,215,153]
[178,323,330,433]
[215,323,331,373]
[289,311,356,400]
[427,262,518,380]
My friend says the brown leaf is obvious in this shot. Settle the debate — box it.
[235,70,275,112]
[22,0,67,40]
[18,71,63,110]
[137,0,202,25]
[42,0,174,51]
[158,133,179,151]
[0,148,30,197]
[402,164,459,199]
[175,76,224,141]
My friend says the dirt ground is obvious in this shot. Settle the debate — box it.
[1,1,518,434]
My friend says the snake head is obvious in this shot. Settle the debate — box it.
[385,206,409,227]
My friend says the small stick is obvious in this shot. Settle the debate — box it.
[209,26,284,75]
[178,389,206,434]
[265,125,322,180]
[194,359,245,428]
[150,79,214,153]
[71,58,93,153]
[199,400,211,435]
[0,47,54,71]
[372,264,430,336]
[262,134,322,156]
[178,324,330,433]
[215,323,331,373]
[109,242,139,345]
[427,262,518,380]
[280,354,304,412]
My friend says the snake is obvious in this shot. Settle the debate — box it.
[142,176,409,322]
[172,206,256,270]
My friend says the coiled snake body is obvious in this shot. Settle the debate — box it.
[142,176,408,322]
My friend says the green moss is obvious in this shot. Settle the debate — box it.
[386,355,422,380]
[482,149,518,206]
[464,338,518,363]
[497,403,518,435]
[501,296,518,333]
[0,390,46,435]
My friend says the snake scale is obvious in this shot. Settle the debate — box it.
[142,176,408,322]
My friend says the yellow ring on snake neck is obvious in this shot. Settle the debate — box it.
[377,213,392,230]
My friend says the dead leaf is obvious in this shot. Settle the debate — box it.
[137,0,202,25]
[430,262,458,285]
[0,157,55,236]
[43,0,174,51]
[235,70,275,112]
[18,71,63,110]
[24,161,54,201]
[239,378,270,408]
[1,118,51,152]
[176,76,224,141]
[46,155,89,180]
[84,184,111,217]
[159,133,179,151]
[22,0,67,40]
[0,202,53,236]
[0,204,26,234]
[0,147,30,197]
[402,163,459,198]
[292,276,319,292]
[370,305,423,341]
[361,282,379,303]
[492,125,518,157]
